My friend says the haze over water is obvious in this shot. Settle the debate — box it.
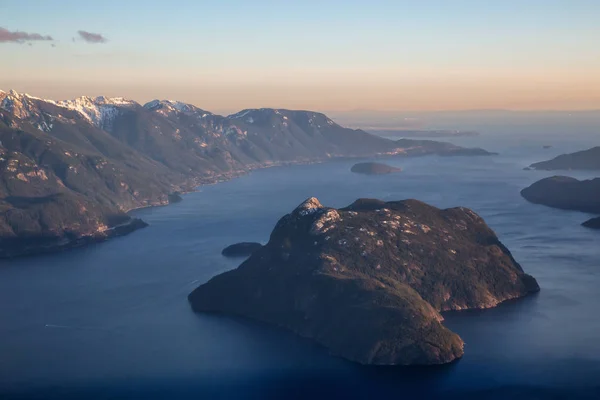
[0,126,599,399]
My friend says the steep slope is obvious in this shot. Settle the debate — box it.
[0,113,147,256]
[189,197,539,365]
[0,106,187,210]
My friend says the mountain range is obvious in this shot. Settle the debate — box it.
[0,89,492,257]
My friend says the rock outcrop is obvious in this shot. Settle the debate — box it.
[189,197,539,366]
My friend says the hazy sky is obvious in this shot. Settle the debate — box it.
[1,0,599,112]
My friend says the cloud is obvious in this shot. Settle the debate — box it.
[77,30,107,44]
[0,27,53,43]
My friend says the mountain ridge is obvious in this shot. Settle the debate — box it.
[0,89,494,257]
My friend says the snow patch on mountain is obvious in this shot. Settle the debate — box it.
[0,90,42,120]
[228,109,253,119]
[143,99,211,117]
[57,96,136,131]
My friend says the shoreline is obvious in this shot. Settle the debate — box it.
[0,218,148,260]
[1,147,495,260]
[125,146,495,215]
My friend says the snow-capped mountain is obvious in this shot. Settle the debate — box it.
[143,99,212,118]
[227,108,338,129]
[0,90,139,132]
[0,89,52,120]
[0,89,65,132]
[57,95,137,131]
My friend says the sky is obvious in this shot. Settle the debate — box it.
[1,0,599,113]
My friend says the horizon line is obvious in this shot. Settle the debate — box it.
[2,88,599,115]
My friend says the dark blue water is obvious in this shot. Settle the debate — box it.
[1,130,599,399]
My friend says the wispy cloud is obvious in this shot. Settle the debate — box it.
[77,30,107,44]
[0,27,53,44]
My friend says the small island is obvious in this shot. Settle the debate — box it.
[351,162,402,175]
[221,242,263,258]
[189,197,539,366]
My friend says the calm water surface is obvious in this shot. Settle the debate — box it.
[1,131,599,399]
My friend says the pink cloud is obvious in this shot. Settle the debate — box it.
[0,27,53,43]
[77,30,107,44]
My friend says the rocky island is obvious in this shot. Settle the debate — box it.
[221,242,263,258]
[351,162,402,175]
[529,146,600,170]
[189,197,539,366]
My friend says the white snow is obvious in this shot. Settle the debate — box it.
[143,99,208,116]
[56,95,137,130]
[95,96,134,106]
[0,90,49,119]
[228,109,253,119]
[24,93,57,104]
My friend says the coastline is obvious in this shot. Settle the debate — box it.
[1,147,495,260]
[0,218,148,260]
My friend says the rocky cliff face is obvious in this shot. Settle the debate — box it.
[189,197,539,366]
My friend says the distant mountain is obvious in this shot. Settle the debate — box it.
[529,147,600,170]
[368,129,479,138]
[0,89,494,257]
